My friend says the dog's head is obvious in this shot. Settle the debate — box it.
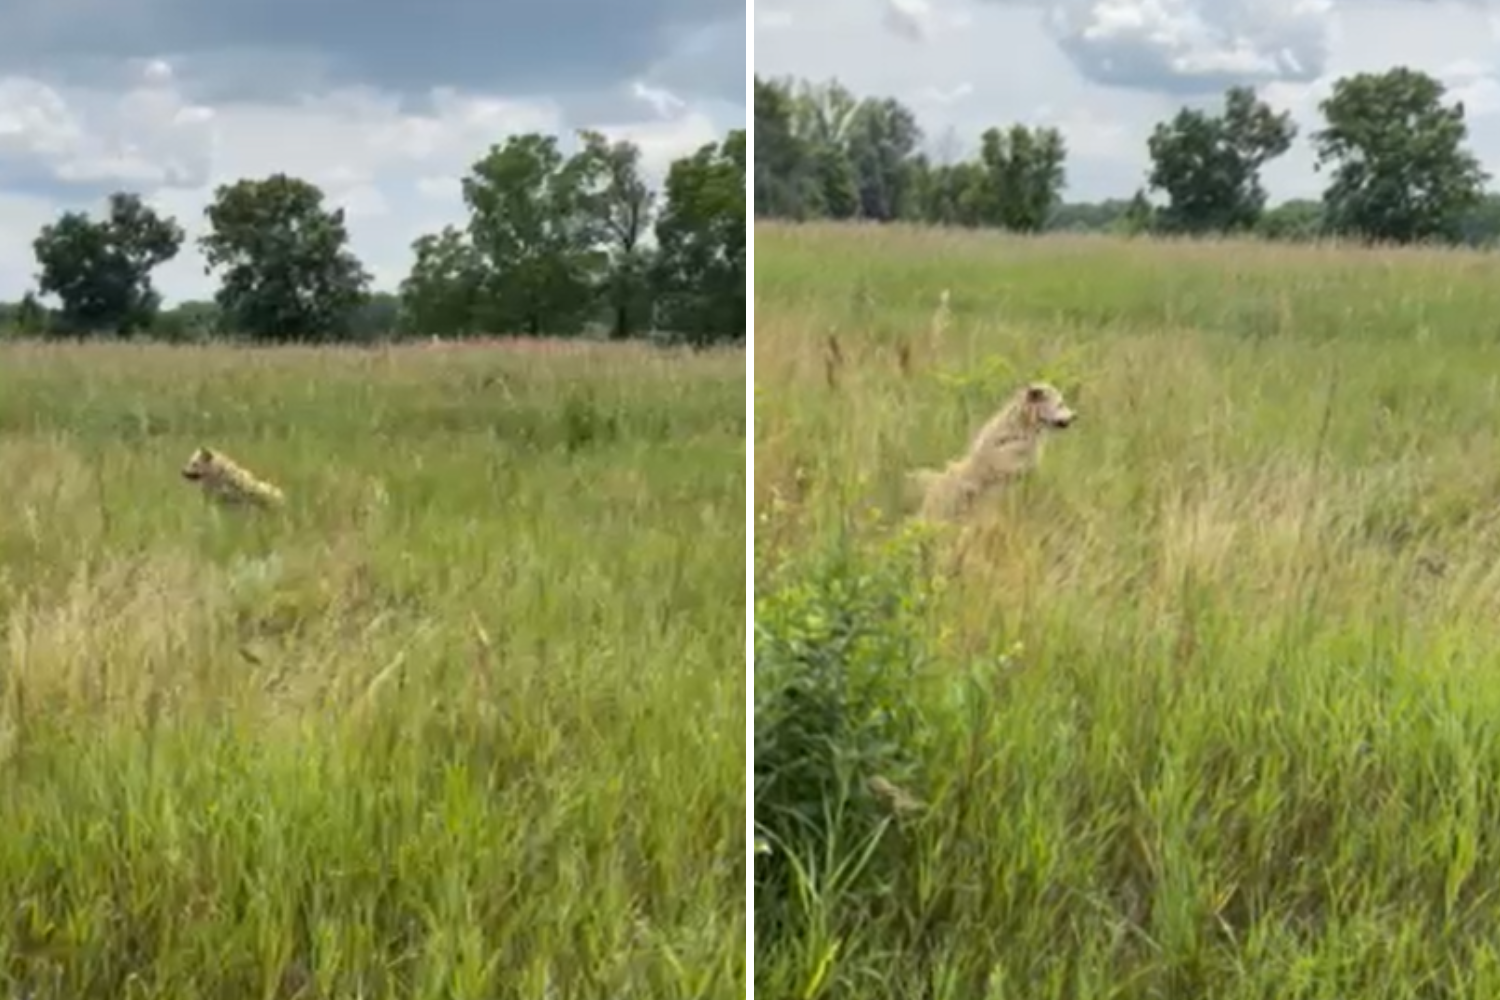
[1023,382,1076,430]
[181,446,216,481]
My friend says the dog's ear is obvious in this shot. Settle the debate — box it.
[1026,385,1049,403]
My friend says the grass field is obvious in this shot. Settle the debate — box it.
[0,339,746,998]
[753,222,1500,999]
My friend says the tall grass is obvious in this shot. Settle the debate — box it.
[754,222,1500,999]
[0,339,746,999]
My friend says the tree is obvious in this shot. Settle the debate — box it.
[1313,67,1488,244]
[811,143,860,221]
[1257,199,1324,242]
[846,97,923,222]
[350,291,400,342]
[791,78,864,219]
[200,175,371,342]
[1457,193,1500,248]
[1047,197,1140,233]
[578,130,656,339]
[909,157,986,227]
[33,191,183,336]
[1118,190,1157,235]
[654,129,745,346]
[397,226,486,337]
[16,292,49,335]
[976,124,1067,232]
[1146,86,1296,235]
[154,299,221,343]
[0,291,51,337]
[462,133,607,336]
[753,76,822,219]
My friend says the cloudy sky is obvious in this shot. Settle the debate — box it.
[0,0,745,303]
[756,0,1500,204]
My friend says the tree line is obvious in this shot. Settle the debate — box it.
[755,68,1500,247]
[0,128,745,346]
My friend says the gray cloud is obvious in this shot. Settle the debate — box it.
[641,17,748,110]
[0,0,743,105]
[883,0,933,42]
[978,0,1333,95]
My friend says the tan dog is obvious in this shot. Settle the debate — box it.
[180,446,286,508]
[911,381,1076,522]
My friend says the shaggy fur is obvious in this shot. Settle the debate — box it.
[912,381,1076,522]
[181,446,286,508]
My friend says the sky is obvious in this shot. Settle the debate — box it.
[0,0,745,304]
[755,0,1500,205]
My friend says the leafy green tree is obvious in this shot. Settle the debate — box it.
[398,226,485,337]
[350,291,400,342]
[909,157,986,227]
[976,124,1067,232]
[33,191,183,336]
[1313,67,1488,244]
[798,77,870,218]
[462,133,607,336]
[200,174,371,342]
[1115,191,1157,235]
[792,79,863,219]
[793,79,860,145]
[1257,199,1324,242]
[811,144,860,220]
[654,129,745,346]
[846,97,923,221]
[578,130,656,339]
[0,292,51,338]
[753,76,822,219]
[15,291,52,336]
[1047,198,1140,233]
[1457,193,1500,248]
[154,299,222,343]
[1146,86,1296,235]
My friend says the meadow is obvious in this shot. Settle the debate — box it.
[754,222,1500,999]
[0,338,746,998]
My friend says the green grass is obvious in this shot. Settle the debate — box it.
[754,222,1500,999]
[0,338,746,999]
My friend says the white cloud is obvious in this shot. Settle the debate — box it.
[757,8,795,30]
[1439,57,1500,118]
[138,58,175,86]
[919,82,976,105]
[0,79,82,158]
[0,68,213,188]
[0,191,58,288]
[632,80,689,118]
[0,60,726,303]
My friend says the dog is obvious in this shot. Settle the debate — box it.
[911,381,1076,522]
[181,446,286,508]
